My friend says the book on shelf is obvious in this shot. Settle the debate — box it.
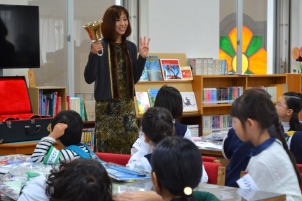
[180,66,193,80]
[180,92,198,112]
[187,58,228,75]
[187,58,202,75]
[202,115,232,136]
[159,59,182,80]
[148,88,159,107]
[70,97,82,116]
[85,100,95,121]
[139,68,148,81]
[203,87,243,105]
[139,55,162,81]
[135,92,150,114]
[39,91,61,116]
[82,128,95,151]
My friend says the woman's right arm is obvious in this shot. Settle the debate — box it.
[84,42,103,84]
[84,52,99,84]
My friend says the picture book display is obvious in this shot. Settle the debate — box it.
[139,56,162,81]
[180,92,198,112]
[180,66,193,80]
[160,59,183,80]
[135,92,150,114]
[147,88,159,107]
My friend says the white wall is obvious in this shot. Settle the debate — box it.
[140,0,220,59]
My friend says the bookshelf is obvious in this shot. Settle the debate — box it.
[192,74,288,135]
[286,73,302,93]
[135,53,202,136]
[28,86,67,115]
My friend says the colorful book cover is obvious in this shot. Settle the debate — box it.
[160,59,182,80]
[180,66,193,80]
[146,56,162,81]
[135,92,150,114]
[180,92,198,112]
[139,68,148,81]
[148,88,159,107]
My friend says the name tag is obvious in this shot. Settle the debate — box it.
[236,173,259,190]
[43,146,61,164]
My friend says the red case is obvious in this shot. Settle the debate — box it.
[0,76,53,143]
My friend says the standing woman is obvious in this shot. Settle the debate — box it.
[84,5,150,154]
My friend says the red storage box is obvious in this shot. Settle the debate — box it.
[0,76,53,143]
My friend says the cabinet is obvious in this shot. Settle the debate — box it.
[192,74,287,134]
[28,86,67,115]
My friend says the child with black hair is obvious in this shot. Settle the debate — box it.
[127,107,174,173]
[18,158,113,201]
[231,89,301,200]
[131,85,193,155]
[129,85,208,182]
[114,137,219,201]
[276,92,302,163]
[151,137,219,201]
[276,92,302,132]
[31,110,98,164]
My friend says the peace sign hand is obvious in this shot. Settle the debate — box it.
[139,36,150,58]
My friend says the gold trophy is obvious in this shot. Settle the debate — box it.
[83,20,103,56]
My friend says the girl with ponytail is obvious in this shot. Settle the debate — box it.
[230,89,301,200]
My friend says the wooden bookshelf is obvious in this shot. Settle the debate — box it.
[28,86,67,115]
[192,74,288,135]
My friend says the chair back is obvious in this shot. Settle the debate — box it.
[202,156,220,163]
[95,152,131,166]
[296,164,302,192]
[203,161,225,186]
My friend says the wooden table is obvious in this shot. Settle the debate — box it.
[0,141,63,155]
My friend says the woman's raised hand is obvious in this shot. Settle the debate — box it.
[139,36,150,58]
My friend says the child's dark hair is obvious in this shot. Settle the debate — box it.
[51,110,83,146]
[283,92,302,131]
[154,85,183,121]
[46,158,112,201]
[151,137,202,201]
[141,107,174,145]
[230,89,301,184]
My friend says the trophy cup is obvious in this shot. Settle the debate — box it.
[83,20,103,56]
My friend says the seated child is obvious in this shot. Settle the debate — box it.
[276,92,302,163]
[114,137,219,201]
[231,89,301,200]
[127,107,174,173]
[31,110,98,164]
[18,158,112,201]
[151,137,219,201]
[131,85,193,155]
[129,86,208,182]
[276,92,302,133]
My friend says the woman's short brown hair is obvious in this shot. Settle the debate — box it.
[101,5,132,42]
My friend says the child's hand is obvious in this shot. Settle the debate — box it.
[49,123,68,140]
